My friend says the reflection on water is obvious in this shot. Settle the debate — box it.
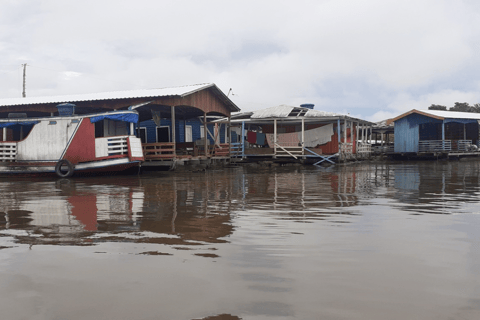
[1,162,480,319]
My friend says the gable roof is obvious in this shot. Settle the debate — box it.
[0,83,240,112]
[392,109,480,122]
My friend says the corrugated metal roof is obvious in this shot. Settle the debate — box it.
[0,83,215,107]
[251,105,341,119]
[393,109,480,122]
[421,109,480,119]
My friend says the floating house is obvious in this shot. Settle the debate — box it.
[371,119,394,154]
[391,109,480,158]
[0,83,240,168]
[222,104,375,164]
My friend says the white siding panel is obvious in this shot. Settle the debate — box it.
[128,136,143,157]
[16,120,79,161]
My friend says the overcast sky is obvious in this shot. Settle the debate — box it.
[1,0,479,121]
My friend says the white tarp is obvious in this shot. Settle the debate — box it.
[266,124,334,147]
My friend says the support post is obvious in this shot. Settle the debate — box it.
[171,105,176,157]
[274,119,277,158]
[337,119,341,143]
[241,121,245,158]
[442,120,445,151]
[204,113,208,156]
[301,118,305,157]
[228,116,231,158]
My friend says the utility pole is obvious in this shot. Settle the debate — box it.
[22,63,27,98]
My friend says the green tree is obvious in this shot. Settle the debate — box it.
[428,104,447,111]
[449,102,473,112]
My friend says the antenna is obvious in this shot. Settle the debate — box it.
[22,63,27,98]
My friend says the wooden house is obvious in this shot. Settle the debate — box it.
[222,104,375,164]
[392,109,480,157]
[0,83,240,167]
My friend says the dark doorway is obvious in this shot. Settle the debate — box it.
[139,127,147,143]
[156,127,170,142]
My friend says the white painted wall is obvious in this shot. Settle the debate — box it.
[16,119,80,161]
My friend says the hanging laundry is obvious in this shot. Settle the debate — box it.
[266,132,300,147]
[247,131,257,144]
[303,124,334,147]
[256,132,266,145]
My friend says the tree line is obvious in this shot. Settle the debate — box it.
[428,102,480,113]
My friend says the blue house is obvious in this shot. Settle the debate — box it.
[392,109,480,154]
[138,117,228,145]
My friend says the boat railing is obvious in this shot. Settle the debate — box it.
[106,136,129,156]
[95,136,129,157]
[0,142,17,162]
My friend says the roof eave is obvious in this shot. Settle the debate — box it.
[392,109,445,122]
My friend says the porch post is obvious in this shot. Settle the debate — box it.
[274,119,277,158]
[337,119,341,144]
[204,112,208,157]
[381,132,384,147]
[241,121,245,158]
[228,116,231,157]
[130,122,134,136]
[356,122,359,151]
[171,105,176,157]
[442,120,445,151]
[301,118,305,150]
[2,127,6,141]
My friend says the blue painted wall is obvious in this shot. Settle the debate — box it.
[394,114,442,153]
[138,119,226,144]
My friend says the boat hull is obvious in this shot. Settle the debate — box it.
[0,158,140,177]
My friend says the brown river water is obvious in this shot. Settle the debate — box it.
[1,160,480,320]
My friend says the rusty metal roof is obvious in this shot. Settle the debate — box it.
[0,83,239,111]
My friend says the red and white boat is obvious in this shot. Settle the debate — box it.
[0,105,144,177]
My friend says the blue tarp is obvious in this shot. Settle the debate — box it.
[0,121,39,128]
[89,113,138,124]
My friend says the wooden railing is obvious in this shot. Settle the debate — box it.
[0,142,17,162]
[275,143,303,159]
[230,142,243,158]
[418,140,452,152]
[142,142,175,160]
[455,140,472,152]
[340,142,353,154]
[357,143,372,154]
[213,143,230,157]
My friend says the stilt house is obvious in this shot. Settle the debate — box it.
[225,104,375,164]
[392,109,480,155]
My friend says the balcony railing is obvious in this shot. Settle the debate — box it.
[418,140,453,152]
[95,136,129,158]
[357,143,371,154]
